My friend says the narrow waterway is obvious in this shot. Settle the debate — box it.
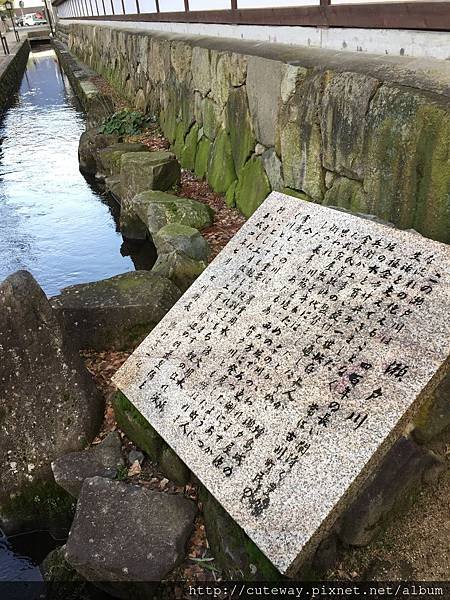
[0,46,153,297]
[0,46,154,586]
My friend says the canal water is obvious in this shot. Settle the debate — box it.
[0,46,153,297]
[0,47,154,588]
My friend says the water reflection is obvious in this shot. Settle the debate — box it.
[0,47,154,296]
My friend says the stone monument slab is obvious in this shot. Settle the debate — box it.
[113,192,450,574]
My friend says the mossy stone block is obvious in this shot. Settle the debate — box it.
[173,121,186,158]
[195,137,212,180]
[225,179,237,208]
[113,391,163,461]
[180,123,199,171]
[227,87,255,174]
[323,176,368,214]
[154,223,210,261]
[160,446,190,486]
[207,129,236,194]
[281,187,311,202]
[200,486,281,581]
[235,156,271,218]
[152,251,207,292]
[113,392,192,484]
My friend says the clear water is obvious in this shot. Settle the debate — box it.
[0,47,154,297]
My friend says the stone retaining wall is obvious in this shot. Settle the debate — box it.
[57,21,450,243]
[0,40,30,112]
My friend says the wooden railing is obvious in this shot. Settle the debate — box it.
[53,0,450,32]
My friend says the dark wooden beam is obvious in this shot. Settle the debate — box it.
[58,3,450,32]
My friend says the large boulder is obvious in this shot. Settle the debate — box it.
[97,143,149,180]
[52,432,124,498]
[0,271,103,532]
[127,191,214,238]
[65,477,196,593]
[50,271,182,351]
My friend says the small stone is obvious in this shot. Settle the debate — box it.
[128,450,145,466]
[52,432,124,498]
[254,143,265,155]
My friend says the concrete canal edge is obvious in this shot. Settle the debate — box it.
[0,40,30,112]
[52,39,114,125]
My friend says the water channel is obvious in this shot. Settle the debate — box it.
[0,46,154,587]
[0,46,154,297]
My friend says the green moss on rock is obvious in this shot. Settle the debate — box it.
[180,123,199,171]
[113,392,192,486]
[113,391,163,461]
[160,446,190,486]
[1,480,75,535]
[200,486,281,580]
[235,156,271,218]
[225,179,237,208]
[323,176,368,213]
[207,129,236,194]
[282,188,311,201]
[195,137,211,179]
[227,87,256,174]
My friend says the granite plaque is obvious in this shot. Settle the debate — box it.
[113,192,450,574]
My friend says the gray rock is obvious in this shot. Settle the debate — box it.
[52,433,124,498]
[152,252,207,293]
[78,127,120,176]
[120,151,180,201]
[262,148,284,191]
[128,450,144,466]
[338,437,439,546]
[50,271,182,351]
[246,56,283,147]
[65,477,196,589]
[0,271,103,529]
[97,143,149,180]
[105,175,123,203]
[130,190,214,236]
[153,223,210,261]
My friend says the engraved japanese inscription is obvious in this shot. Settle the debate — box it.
[113,192,450,574]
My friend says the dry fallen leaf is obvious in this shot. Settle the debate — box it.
[128,460,142,477]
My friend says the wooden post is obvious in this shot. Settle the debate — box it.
[155,0,160,13]
[184,0,189,12]
[136,0,140,13]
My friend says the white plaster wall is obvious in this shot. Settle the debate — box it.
[60,18,450,60]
